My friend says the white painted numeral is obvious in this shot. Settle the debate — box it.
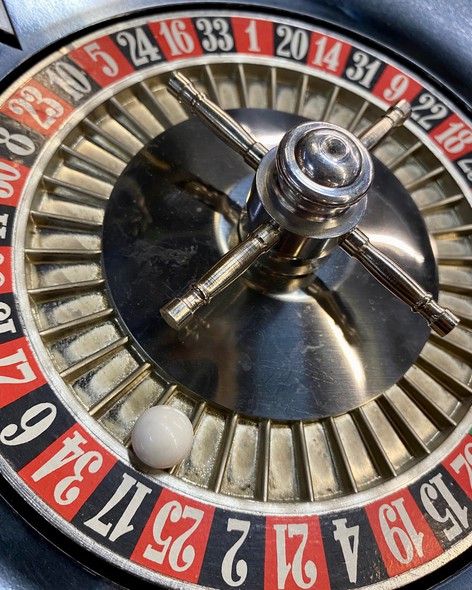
[379,498,424,565]
[0,126,35,156]
[383,74,409,102]
[450,443,472,491]
[32,430,103,505]
[276,25,309,61]
[0,402,56,446]
[244,20,261,53]
[311,36,343,72]
[411,93,448,130]
[196,18,234,52]
[0,347,36,385]
[159,20,195,56]
[221,518,250,587]
[115,27,162,66]
[345,51,381,88]
[0,301,16,335]
[83,42,119,77]
[143,500,204,572]
[274,523,317,589]
[0,251,5,288]
[46,62,92,101]
[434,122,472,154]
[421,473,469,541]
[9,86,64,130]
[332,518,359,584]
[0,160,20,199]
[84,472,151,541]
[457,158,472,181]
[0,212,9,240]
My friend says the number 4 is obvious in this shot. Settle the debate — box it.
[332,518,360,583]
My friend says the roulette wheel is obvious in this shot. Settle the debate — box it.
[0,0,471,588]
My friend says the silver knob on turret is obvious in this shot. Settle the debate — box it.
[294,129,362,187]
[254,122,372,239]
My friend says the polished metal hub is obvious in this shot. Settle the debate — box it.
[161,76,457,337]
[103,110,437,420]
[277,122,371,210]
[252,121,372,241]
[295,129,362,187]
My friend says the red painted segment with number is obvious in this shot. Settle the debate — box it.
[70,36,135,87]
[148,18,203,61]
[365,489,443,577]
[19,423,117,521]
[265,515,331,590]
[0,158,30,208]
[443,434,472,500]
[0,337,46,407]
[131,488,215,583]
[372,64,423,105]
[431,114,472,160]
[0,246,12,294]
[1,80,74,137]
[307,33,351,77]
[231,17,274,56]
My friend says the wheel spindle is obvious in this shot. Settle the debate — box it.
[160,74,458,335]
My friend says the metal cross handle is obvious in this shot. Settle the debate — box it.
[160,73,458,336]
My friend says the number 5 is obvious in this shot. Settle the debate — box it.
[83,42,119,77]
